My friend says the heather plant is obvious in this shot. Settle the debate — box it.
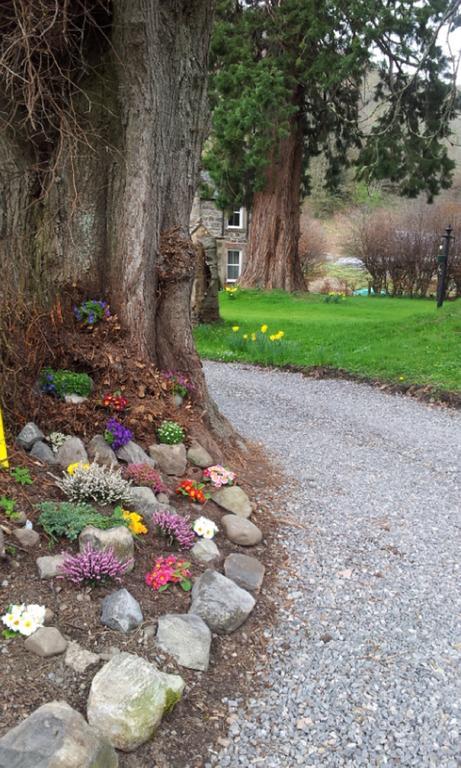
[55,462,133,505]
[152,510,195,550]
[60,544,131,586]
[122,464,168,495]
[156,420,185,445]
[104,418,133,451]
[38,501,128,541]
[39,368,93,398]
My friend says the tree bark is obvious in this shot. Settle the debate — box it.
[0,0,232,438]
[240,108,305,292]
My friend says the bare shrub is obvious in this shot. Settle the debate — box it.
[348,201,461,297]
[298,213,328,289]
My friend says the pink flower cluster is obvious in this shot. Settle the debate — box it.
[123,463,168,495]
[145,555,192,592]
[202,465,237,488]
[152,510,195,550]
[60,544,132,585]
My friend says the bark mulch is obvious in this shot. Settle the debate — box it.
[0,428,287,768]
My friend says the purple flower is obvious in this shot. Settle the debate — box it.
[104,418,133,451]
[60,544,132,585]
[152,510,195,550]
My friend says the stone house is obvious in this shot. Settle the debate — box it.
[190,191,249,286]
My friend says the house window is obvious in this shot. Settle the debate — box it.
[227,207,244,229]
[226,249,242,282]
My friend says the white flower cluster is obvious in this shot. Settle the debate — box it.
[47,432,68,453]
[56,462,133,505]
[2,603,45,636]
[193,516,218,540]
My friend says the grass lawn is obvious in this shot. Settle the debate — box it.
[194,290,461,392]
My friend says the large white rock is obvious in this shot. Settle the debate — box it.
[221,515,263,546]
[87,652,185,751]
[186,441,213,468]
[116,441,156,466]
[213,486,252,518]
[0,700,118,768]
[88,436,118,468]
[189,569,255,634]
[156,614,211,671]
[55,437,88,469]
[148,443,186,476]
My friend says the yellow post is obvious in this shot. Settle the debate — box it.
[0,406,8,469]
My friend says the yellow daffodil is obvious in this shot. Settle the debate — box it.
[269,334,276,341]
[251,333,256,341]
[232,325,240,332]
[261,324,268,333]
[243,334,248,340]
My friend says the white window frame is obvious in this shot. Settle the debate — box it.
[227,207,245,229]
[226,248,243,283]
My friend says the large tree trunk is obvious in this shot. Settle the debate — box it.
[0,0,231,437]
[240,108,305,292]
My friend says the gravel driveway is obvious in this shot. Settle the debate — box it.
[203,362,461,768]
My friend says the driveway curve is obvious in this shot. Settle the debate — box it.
[204,362,461,768]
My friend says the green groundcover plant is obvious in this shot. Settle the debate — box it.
[38,501,129,541]
[39,368,93,398]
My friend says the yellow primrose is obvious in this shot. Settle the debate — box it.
[232,325,240,332]
[261,324,268,333]
[67,462,90,475]
[122,510,148,535]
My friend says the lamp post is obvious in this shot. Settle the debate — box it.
[436,225,453,308]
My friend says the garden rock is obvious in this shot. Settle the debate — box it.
[189,569,255,634]
[148,443,187,476]
[224,553,265,593]
[64,394,88,404]
[79,526,134,572]
[65,641,100,673]
[100,589,143,633]
[87,652,185,751]
[213,485,252,518]
[187,441,213,468]
[156,614,211,671]
[173,394,184,407]
[88,435,118,468]
[30,440,57,465]
[36,554,66,579]
[24,627,67,657]
[13,527,40,548]
[129,486,160,514]
[191,538,221,565]
[0,700,118,768]
[16,422,45,451]
[55,437,88,469]
[156,492,169,505]
[116,440,156,467]
[221,514,263,546]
